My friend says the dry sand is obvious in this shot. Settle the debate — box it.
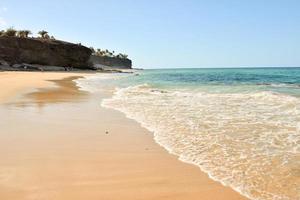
[0,72,248,200]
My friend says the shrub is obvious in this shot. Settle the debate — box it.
[3,27,17,37]
[38,30,48,39]
[23,30,32,38]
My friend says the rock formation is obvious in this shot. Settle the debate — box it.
[0,36,133,71]
[89,55,132,69]
[0,36,92,70]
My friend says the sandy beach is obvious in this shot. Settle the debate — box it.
[0,72,247,200]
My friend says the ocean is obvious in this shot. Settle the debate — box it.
[76,68,300,200]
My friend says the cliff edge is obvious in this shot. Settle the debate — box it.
[89,55,132,69]
[0,36,92,69]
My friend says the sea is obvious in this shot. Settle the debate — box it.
[76,68,300,200]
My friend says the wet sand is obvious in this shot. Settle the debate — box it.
[0,72,248,200]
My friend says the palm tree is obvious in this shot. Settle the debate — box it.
[23,30,32,38]
[16,30,32,38]
[92,48,128,59]
[96,48,105,56]
[38,30,48,39]
[105,49,109,56]
[17,30,24,38]
[18,30,30,38]
[116,53,128,59]
[3,27,17,37]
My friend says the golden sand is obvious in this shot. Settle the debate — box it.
[0,72,247,200]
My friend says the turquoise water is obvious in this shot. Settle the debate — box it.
[77,68,300,200]
[118,68,300,96]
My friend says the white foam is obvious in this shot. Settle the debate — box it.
[74,73,129,93]
[102,84,300,200]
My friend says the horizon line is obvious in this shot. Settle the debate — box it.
[141,66,300,70]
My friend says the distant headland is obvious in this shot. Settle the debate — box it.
[0,28,132,71]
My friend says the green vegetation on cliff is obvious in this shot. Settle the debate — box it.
[0,28,56,40]
[89,47,129,59]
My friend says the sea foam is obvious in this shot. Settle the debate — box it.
[101,84,300,200]
[75,72,300,200]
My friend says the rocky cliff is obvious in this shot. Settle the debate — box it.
[89,55,132,69]
[0,36,92,69]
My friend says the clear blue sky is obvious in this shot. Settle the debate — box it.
[0,0,299,68]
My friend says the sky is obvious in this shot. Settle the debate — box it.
[0,0,299,68]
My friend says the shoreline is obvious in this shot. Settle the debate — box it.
[0,72,248,200]
[0,71,94,104]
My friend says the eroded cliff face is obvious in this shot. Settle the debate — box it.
[0,36,92,69]
[89,55,132,69]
